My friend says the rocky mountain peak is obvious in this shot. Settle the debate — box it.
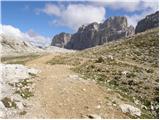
[51,16,134,50]
[101,16,128,30]
[135,11,159,33]
[78,22,99,32]
[51,32,71,48]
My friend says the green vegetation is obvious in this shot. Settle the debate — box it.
[15,88,34,99]
[47,28,159,118]
[1,97,17,108]
[1,54,41,65]
[19,111,27,115]
[14,79,34,99]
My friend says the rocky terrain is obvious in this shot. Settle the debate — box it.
[0,33,43,57]
[0,64,39,118]
[135,11,159,33]
[51,16,134,50]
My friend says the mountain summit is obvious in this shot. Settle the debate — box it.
[51,16,134,50]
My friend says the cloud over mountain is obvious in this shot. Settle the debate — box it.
[1,24,51,48]
[37,3,106,30]
[36,0,158,29]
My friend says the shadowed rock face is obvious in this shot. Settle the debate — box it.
[65,16,134,50]
[51,16,134,50]
[66,22,100,50]
[135,11,159,34]
[51,32,71,48]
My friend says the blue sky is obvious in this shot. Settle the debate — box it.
[2,1,72,37]
[1,0,159,41]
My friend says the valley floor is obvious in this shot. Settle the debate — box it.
[17,54,130,119]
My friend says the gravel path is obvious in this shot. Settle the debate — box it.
[21,54,128,118]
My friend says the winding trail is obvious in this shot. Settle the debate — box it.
[23,53,128,118]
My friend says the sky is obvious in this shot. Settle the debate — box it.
[1,0,159,47]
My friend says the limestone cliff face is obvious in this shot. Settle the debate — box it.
[65,22,100,50]
[135,11,159,34]
[51,16,135,50]
[51,32,71,48]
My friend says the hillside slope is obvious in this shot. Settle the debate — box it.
[48,28,159,118]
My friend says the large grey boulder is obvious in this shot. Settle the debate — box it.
[51,32,71,48]
[135,11,159,34]
[65,16,134,50]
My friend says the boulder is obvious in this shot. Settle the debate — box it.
[135,11,159,33]
[120,104,141,116]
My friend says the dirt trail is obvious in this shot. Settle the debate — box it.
[23,53,127,118]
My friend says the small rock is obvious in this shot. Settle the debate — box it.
[0,110,5,118]
[82,88,86,91]
[69,75,79,80]
[87,114,102,119]
[134,99,139,105]
[113,103,117,107]
[107,55,114,60]
[96,105,101,109]
[141,105,147,110]
[0,101,5,109]
[120,104,141,116]
[16,102,24,110]
[122,71,129,75]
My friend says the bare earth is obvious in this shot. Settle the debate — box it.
[22,54,128,119]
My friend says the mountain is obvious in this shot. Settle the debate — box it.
[51,16,134,50]
[51,32,71,48]
[135,11,159,33]
[0,33,42,57]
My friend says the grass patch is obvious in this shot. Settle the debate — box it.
[19,111,27,115]
[15,88,34,99]
[1,54,41,65]
[1,97,17,108]
[14,79,34,99]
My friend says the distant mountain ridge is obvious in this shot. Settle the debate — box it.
[0,33,42,57]
[51,11,159,50]
[51,16,134,50]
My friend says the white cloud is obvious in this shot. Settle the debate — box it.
[125,1,159,27]
[38,3,106,30]
[104,2,141,12]
[92,0,158,12]
[41,4,61,16]
[126,10,158,27]
[26,29,51,48]
[37,1,158,30]
[92,0,158,27]
[1,24,24,38]
[1,24,51,48]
